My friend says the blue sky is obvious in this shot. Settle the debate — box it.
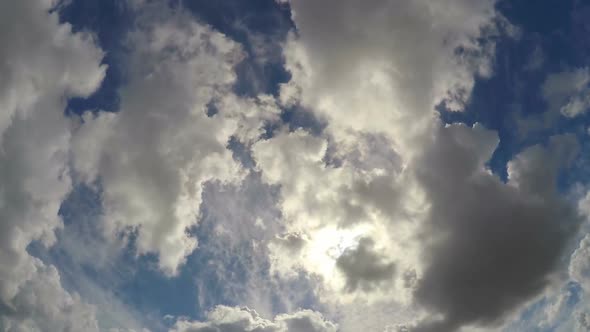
[3,0,590,331]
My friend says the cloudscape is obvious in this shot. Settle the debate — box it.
[2,1,590,331]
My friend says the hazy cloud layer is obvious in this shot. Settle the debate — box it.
[412,128,580,331]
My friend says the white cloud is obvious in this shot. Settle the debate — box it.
[170,305,337,332]
[71,3,280,275]
[0,0,106,330]
[571,234,590,293]
[1,263,99,332]
[543,67,590,118]
[280,0,501,154]
[253,129,422,307]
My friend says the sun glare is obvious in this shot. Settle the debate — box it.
[303,225,371,286]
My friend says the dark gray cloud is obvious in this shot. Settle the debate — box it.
[336,237,395,292]
[412,125,581,331]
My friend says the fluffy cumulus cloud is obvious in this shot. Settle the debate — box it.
[71,3,280,275]
[0,0,105,330]
[254,129,419,305]
[170,305,336,332]
[279,0,502,152]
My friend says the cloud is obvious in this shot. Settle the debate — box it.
[577,312,590,331]
[280,0,501,152]
[524,45,545,71]
[71,3,280,275]
[2,1,583,332]
[258,1,590,330]
[571,234,590,293]
[253,0,555,329]
[45,184,159,331]
[412,129,581,331]
[190,175,286,317]
[0,0,105,330]
[543,67,590,118]
[336,237,396,292]
[253,129,410,231]
[242,1,587,331]
[170,305,337,332]
[1,263,99,332]
[253,129,420,305]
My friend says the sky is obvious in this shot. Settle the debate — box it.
[2,0,590,331]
